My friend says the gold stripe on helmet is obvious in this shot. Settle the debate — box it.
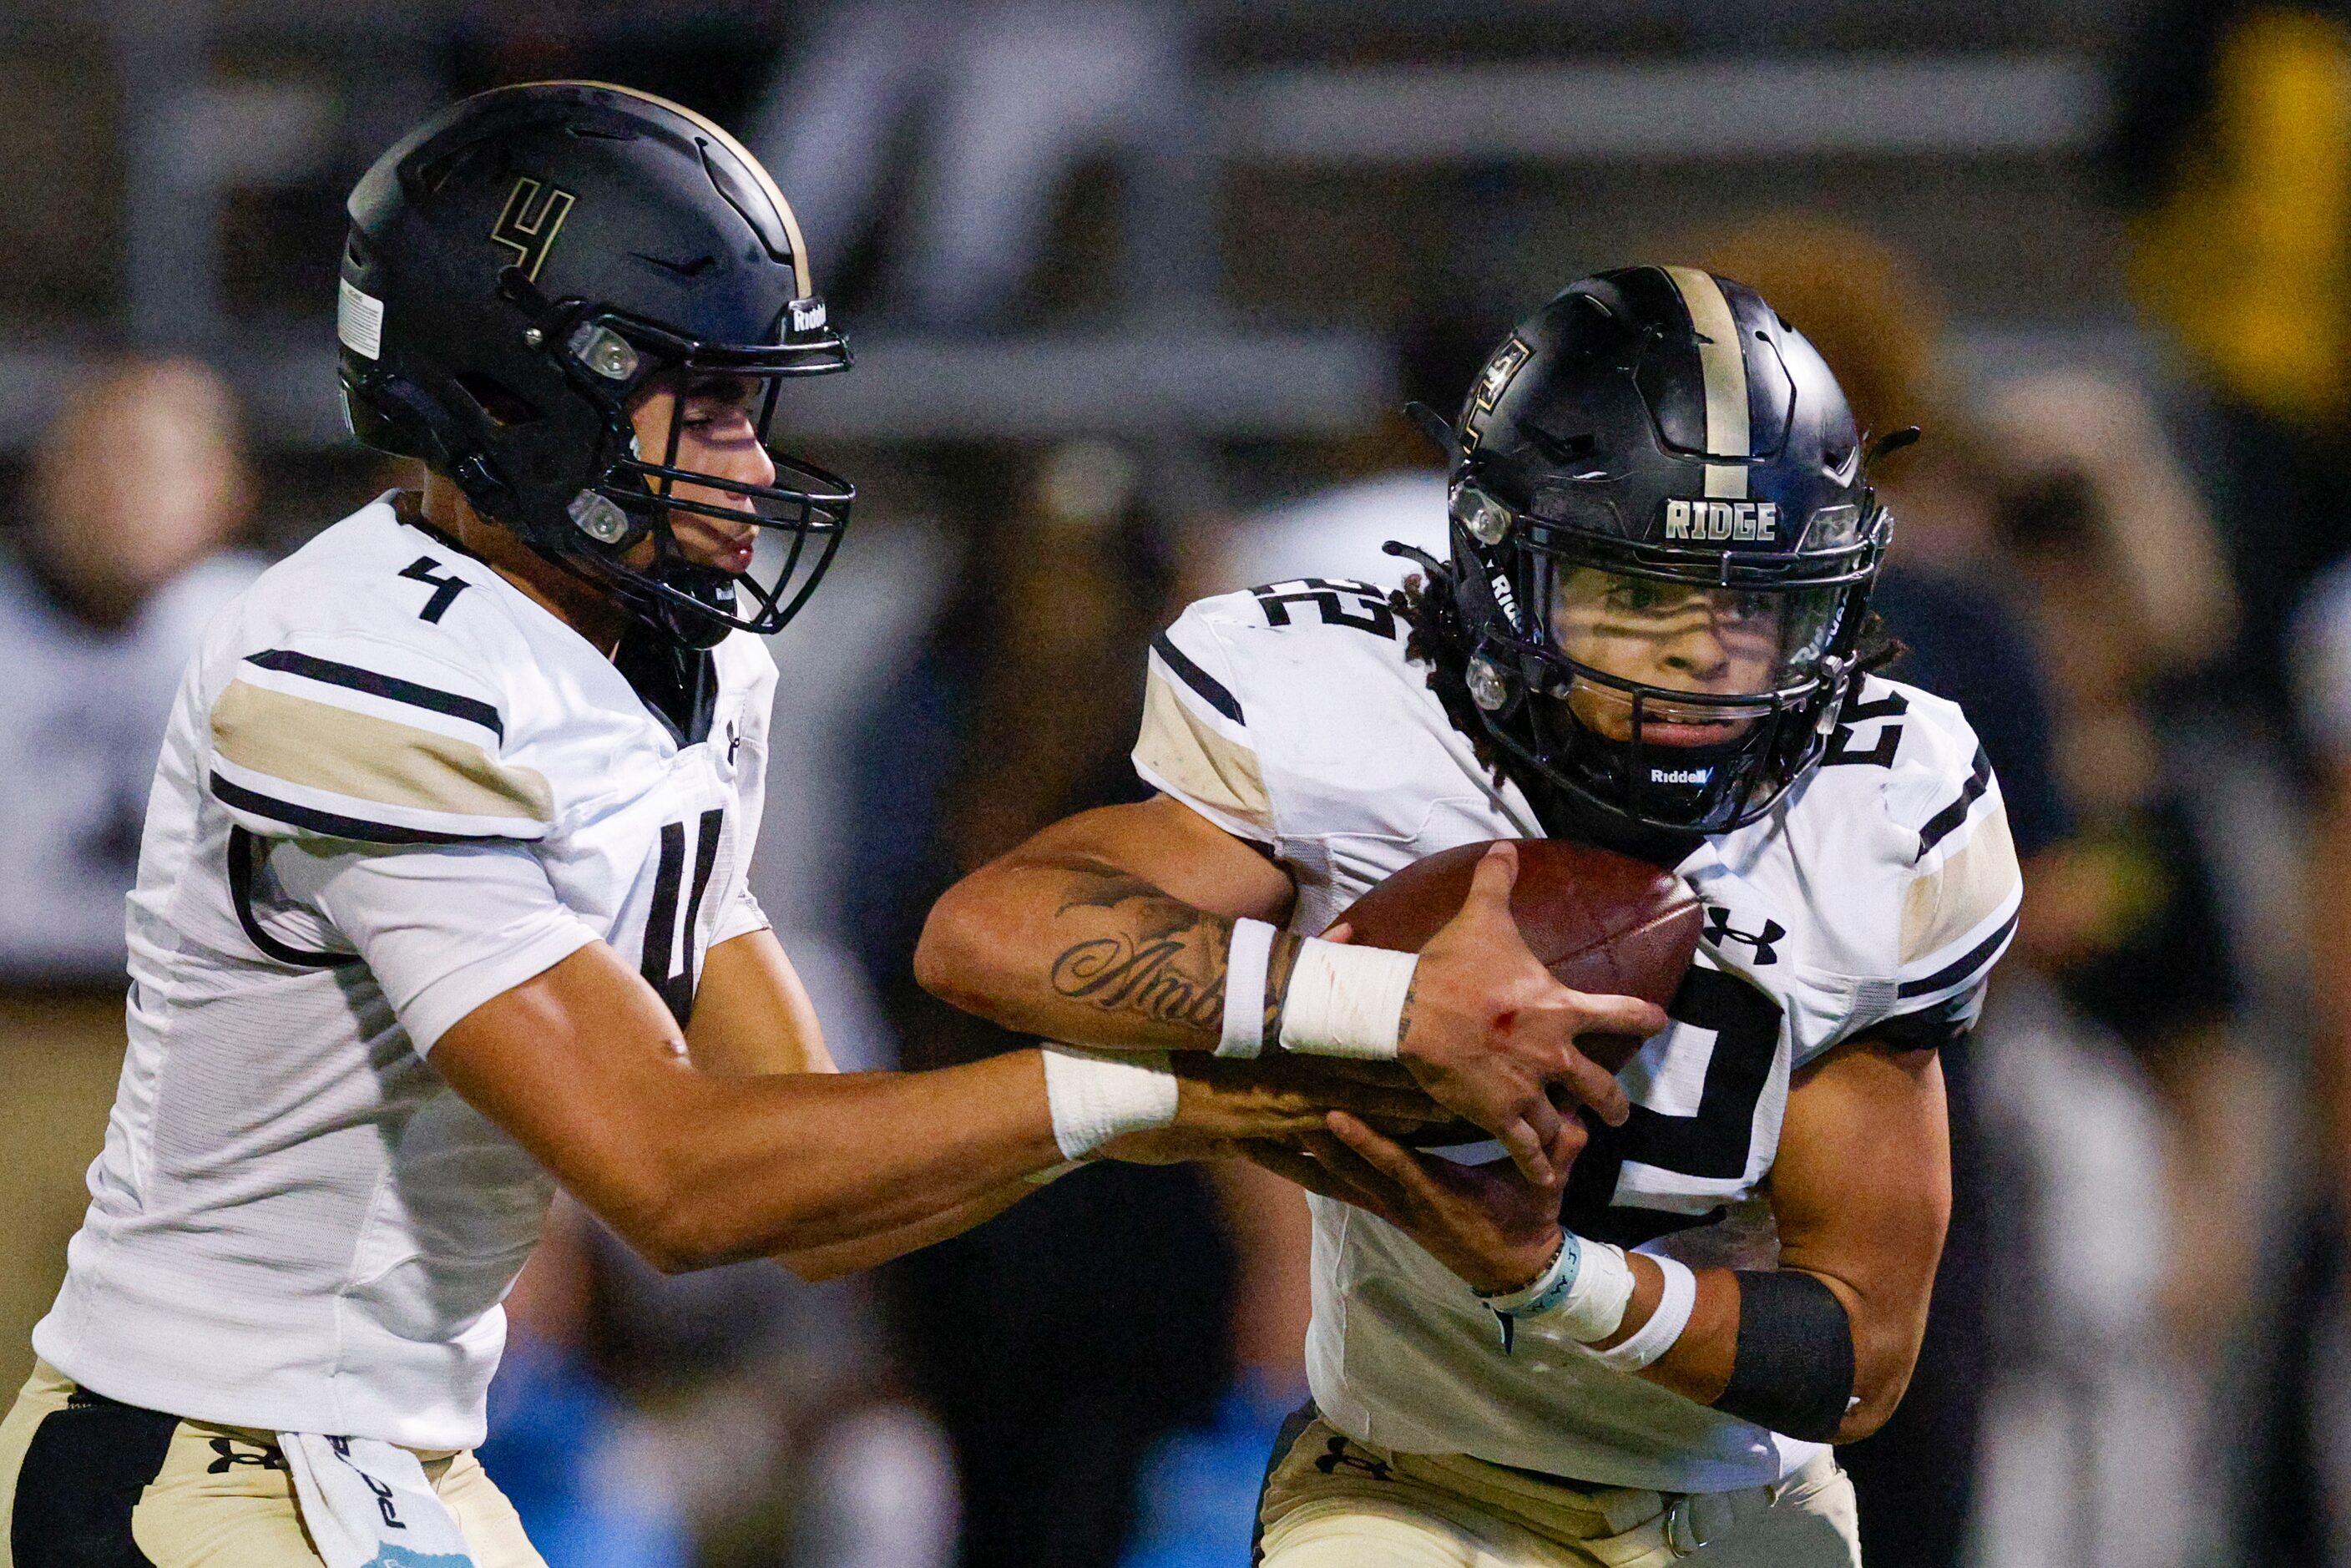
[1661,265,1750,500]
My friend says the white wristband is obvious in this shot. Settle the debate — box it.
[1277,938,1418,1060]
[1040,1046,1180,1159]
[1588,1254,1697,1372]
[1218,918,1277,1058]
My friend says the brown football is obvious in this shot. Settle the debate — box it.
[1332,838,1701,1074]
[1287,839,1701,1147]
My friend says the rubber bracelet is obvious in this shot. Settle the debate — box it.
[1588,1254,1698,1372]
[1277,938,1417,1060]
[1218,918,1277,1059]
[1474,1234,1577,1314]
[1482,1237,1636,1339]
[1040,1046,1180,1159]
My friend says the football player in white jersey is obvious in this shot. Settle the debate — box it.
[918,267,2021,1565]
[0,83,1494,1568]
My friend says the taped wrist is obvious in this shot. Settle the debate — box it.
[1040,1046,1180,1160]
[1277,937,1418,1060]
[1714,1270,1856,1442]
[1474,1232,1638,1353]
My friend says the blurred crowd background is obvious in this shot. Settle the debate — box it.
[2,0,2348,1564]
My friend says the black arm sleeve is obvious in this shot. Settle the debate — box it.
[1715,1270,1856,1442]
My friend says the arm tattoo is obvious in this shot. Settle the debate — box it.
[1049,890,1231,1035]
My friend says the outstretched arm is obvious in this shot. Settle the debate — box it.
[682,929,1031,1281]
[435,943,1066,1272]
[433,934,1377,1276]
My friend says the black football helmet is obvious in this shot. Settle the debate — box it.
[1411,266,1897,834]
[338,81,852,650]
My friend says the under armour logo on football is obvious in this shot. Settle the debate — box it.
[206,1437,288,1474]
[1703,906,1786,966]
[490,176,576,282]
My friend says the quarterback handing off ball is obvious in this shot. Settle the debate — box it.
[1290,838,1701,1145]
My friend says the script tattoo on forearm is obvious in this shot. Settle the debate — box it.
[1049,875,1229,1034]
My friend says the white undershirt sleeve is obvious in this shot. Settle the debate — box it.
[268,838,600,1055]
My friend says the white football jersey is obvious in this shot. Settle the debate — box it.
[1133,579,2020,1495]
[34,494,776,1451]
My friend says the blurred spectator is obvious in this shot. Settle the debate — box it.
[0,358,262,1393]
[568,1203,956,1567]
[1966,974,2200,1568]
[1975,371,2283,1565]
[1705,215,2000,570]
[2281,547,2351,1567]
[2109,0,2351,741]
[1179,320,1487,601]
[0,357,260,984]
[2298,566,2351,1205]
[1991,377,2264,1343]
[1202,469,1444,597]
[2108,14,2351,1540]
[1185,310,1494,601]
[749,0,1192,328]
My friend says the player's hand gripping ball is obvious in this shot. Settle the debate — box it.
[1295,838,1702,1146]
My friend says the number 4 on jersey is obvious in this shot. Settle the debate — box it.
[397,557,471,624]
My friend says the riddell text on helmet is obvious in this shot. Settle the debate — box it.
[1662,498,1778,542]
